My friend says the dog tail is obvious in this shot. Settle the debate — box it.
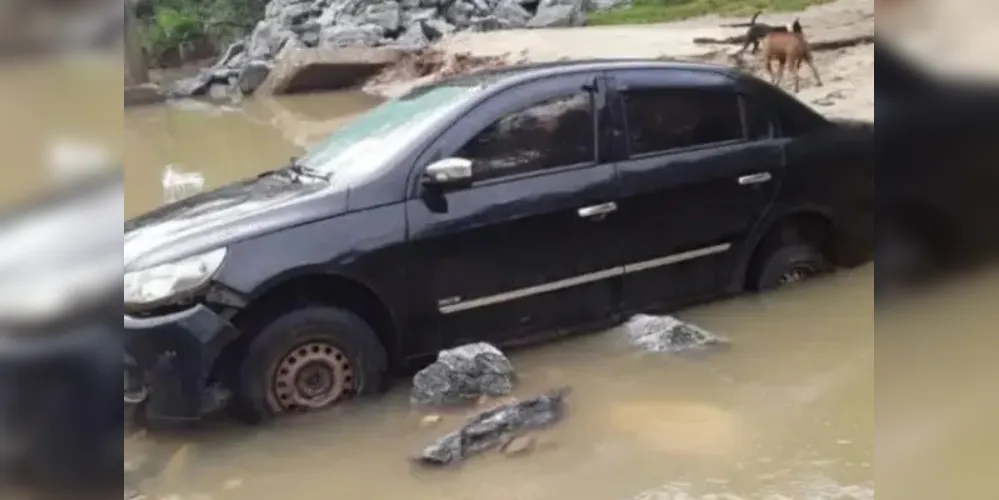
[750,10,762,25]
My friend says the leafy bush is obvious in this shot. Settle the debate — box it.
[139,0,268,66]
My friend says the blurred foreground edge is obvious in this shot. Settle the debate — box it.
[876,34,999,299]
[0,169,123,498]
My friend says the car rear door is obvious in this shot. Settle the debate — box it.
[404,72,622,349]
[605,69,785,312]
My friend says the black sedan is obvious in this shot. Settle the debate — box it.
[124,59,873,425]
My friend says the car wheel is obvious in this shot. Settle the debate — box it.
[232,306,388,424]
[750,243,833,291]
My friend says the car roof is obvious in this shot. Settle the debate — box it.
[409,58,738,95]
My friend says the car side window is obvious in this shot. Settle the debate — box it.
[621,88,745,155]
[455,92,595,181]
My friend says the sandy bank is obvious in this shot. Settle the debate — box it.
[364,0,874,121]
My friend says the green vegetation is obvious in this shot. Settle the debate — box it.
[138,0,267,66]
[588,0,832,26]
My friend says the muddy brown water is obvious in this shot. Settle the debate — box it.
[120,89,982,500]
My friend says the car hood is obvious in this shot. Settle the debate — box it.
[125,175,347,272]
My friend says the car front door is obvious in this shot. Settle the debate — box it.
[405,73,621,349]
[606,70,784,312]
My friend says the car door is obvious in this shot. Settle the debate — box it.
[404,72,621,349]
[606,70,785,312]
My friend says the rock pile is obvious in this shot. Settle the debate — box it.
[168,0,629,98]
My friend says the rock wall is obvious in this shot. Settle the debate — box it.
[168,0,626,98]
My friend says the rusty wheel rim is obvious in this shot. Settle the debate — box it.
[272,341,355,413]
[778,263,817,286]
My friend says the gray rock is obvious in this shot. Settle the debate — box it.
[320,23,384,47]
[623,314,729,353]
[488,0,532,27]
[301,30,321,46]
[423,17,457,39]
[415,387,570,466]
[590,0,630,10]
[166,70,216,98]
[445,1,476,27]
[360,2,402,32]
[213,40,246,69]
[124,83,166,107]
[266,0,313,19]
[391,24,431,50]
[238,60,273,94]
[276,3,314,28]
[226,52,248,71]
[411,342,516,407]
[403,7,439,23]
[290,19,322,35]
[528,0,586,27]
[248,21,278,60]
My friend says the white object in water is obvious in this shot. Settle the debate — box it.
[161,164,205,204]
[45,137,113,184]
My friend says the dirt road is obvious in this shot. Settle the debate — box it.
[368,0,874,121]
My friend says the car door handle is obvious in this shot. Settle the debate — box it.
[578,202,617,219]
[738,172,772,185]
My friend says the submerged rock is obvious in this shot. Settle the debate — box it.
[623,314,729,352]
[415,387,570,466]
[411,342,516,407]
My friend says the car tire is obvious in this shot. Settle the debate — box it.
[749,243,833,292]
[231,306,388,424]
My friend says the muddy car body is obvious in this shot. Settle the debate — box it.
[124,59,873,424]
[876,41,999,290]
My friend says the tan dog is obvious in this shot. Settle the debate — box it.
[759,19,823,93]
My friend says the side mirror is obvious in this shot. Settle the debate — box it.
[423,157,473,186]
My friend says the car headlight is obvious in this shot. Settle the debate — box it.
[124,248,226,306]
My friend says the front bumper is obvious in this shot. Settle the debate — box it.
[125,304,241,423]
[0,321,121,490]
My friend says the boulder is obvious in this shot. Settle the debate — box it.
[623,314,729,352]
[320,24,385,47]
[166,70,216,98]
[410,342,516,407]
[238,60,273,94]
[414,387,569,466]
[255,46,404,95]
[361,3,403,32]
[527,0,587,27]
[124,83,165,107]
[213,40,246,69]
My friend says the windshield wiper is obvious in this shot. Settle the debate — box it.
[286,158,330,181]
[260,158,330,182]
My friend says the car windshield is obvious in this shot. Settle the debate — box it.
[295,84,483,182]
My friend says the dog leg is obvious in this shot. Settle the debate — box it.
[805,56,823,87]
[773,60,786,87]
[736,39,751,56]
[761,57,775,83]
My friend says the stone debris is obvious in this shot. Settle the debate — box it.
[414,386,569,466]
[411,342,516,407]
[363,49,509,95]
[623,314,729,353]
[169,0,629,99]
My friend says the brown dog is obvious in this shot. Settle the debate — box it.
[759,19,823,93]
